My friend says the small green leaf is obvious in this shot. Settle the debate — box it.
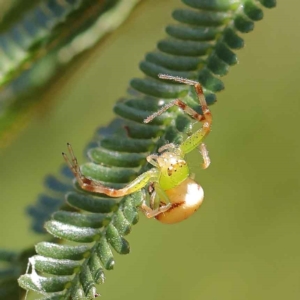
[258,0,276,8]
[81,163,137,184]
[140,61,195,82]
[198,68,224,92]
[223,27,244,49]
[234,14,255,33]
[18,274,72,293]
[166,25,219,41]
[88,253,105,284]
[244,1,264,21]
[106,224,130,254]
[182,0,239,11]
[145,52,201,71]
[33,255,81,275]
[113,210,132,236]
[123,196,140,225]
[70,284,85,300]
[101,136,153,152]
[207,54,230,76]
[114,101,162,125]
[173,9,230,26]
[96,238,115,270]
[215,42,238,65]
[53,211,108,229]
[35,243,90,260]
[80,265,97,298]
[45,220,101,243]
[117,121,163,139]
[131,77,189,98]
[158,39,211,57]
[66,192,118,213]
[88,146,146,168]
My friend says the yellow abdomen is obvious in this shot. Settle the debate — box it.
[155,178,204,224]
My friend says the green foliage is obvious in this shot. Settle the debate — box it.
[0,0,118,87]
[0,0,141,148]
[0,247,36,299]
[20,193,141,299]
[16,0,276,298]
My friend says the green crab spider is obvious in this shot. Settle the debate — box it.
[63,74,212,224]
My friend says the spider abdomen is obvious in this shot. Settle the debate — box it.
[155,178,204,224]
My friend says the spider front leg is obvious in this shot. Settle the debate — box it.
[63,144,174,220]
[63,143,159,197]
[62,143,87,186]
[145,74,212,157]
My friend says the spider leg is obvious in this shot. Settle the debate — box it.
[148,183,156,209]
[158,74,212,124]
[199,143,210,169]
[148,74,213,155]
[158,143,176,153]
[144,99,206,124]
[146,154,159,168]
[63,143,159,197]
[179,120,211,155]
[144,74,211,128]
[141,202,171,218]
[141,182,171,218]
[62,143,86,186]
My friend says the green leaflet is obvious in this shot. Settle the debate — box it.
[35,243,91,260]
[18,0,276,299]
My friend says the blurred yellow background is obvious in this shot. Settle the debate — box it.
[0,0,299,299]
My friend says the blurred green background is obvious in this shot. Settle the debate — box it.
[1,0,299,299]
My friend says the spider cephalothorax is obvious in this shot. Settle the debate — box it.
[156,152,189,190]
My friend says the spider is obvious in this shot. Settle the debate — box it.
[63,74,212,224]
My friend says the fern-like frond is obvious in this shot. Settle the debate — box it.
[0,0,141,148]
[0,0,120,87]
[19,0,276,298]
